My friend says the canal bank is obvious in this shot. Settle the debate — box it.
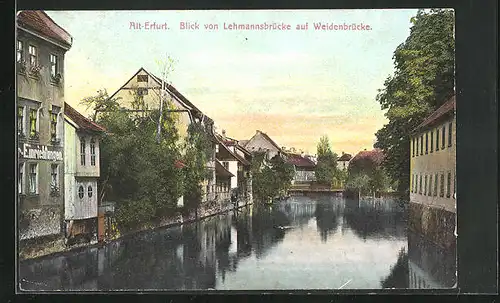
[20,195,412,291]
[19,200,252,261]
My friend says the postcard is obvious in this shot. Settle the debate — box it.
[16,9,456,291]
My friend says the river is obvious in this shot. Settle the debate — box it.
[18,195,456,291]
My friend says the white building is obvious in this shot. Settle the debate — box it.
[64,102,106,244]
[337,152,352,170]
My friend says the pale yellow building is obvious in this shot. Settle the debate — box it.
[409,95,456,248]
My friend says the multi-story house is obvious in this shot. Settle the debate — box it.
[16,11,72,247]
[337,152,352,171]
[108,67,217,207]
[244,130,284,160]
[64,102,106,244]
[215,131,253,206]
[409,95,456,249]
[285,153,316,184]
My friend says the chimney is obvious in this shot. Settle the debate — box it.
[342,151,345,155]
[222,129,226,137]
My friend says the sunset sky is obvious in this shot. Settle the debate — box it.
[46,9,417,155]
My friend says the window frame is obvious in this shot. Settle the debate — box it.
[18,162,25,194]
[428,174,433,196]
[90,138,96,166]
[436,129,440,151]
[78,185,85,199]
[17,40,23,63]
[28,44,38,66]
[50,164,59,190]
[446,172,451,198]
[50,111,58,141]
[29,108,38,138]
[80,137,86,166]
[441,125,446,149]
[434,173,438,196]
[425,133,428,154]
[440,173,445,197]
[18,106,25,136]
[88,185,93,198]
[28,163,38,195]
[137,74,149,82]
[430,130,434,153]
[419,175,422,194]
[49,54,58,78]
[420,135,423,155]
[448,122,453,147]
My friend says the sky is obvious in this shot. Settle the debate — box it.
[46,9,418,155]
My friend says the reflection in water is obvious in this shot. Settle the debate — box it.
[18,195,452,290]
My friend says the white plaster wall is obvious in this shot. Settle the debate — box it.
[410,117,456,213]
[245,132,280,158]
[228,161,238,189]
[64,121,76,219]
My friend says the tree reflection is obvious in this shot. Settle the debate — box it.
[343,198,406,240]
[380,248,409,288]
[315,202,340,242]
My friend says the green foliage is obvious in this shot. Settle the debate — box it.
[251,152,294,203]
[80,89,121,121]
[315,135,339,185]
[182,122,214,211]
[346,155,391,195]
[374,9,455,194]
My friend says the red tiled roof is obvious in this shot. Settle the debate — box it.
[338,153,352,161]
[17,11,72,48]
[64,102,106,133]
[414,95,456,132]
[351,148,384,166]
[215,134,251,166]
[286,153,316,168]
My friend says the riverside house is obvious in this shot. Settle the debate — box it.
[108,67,217,208]
[244,130,285,160]
[337,152,352,171]
[409,95,456,249]
[16,10,72,250]
[285,152,316,184]
[64,102,106,245]
[215,130,253,206]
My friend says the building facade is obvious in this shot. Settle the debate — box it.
[17,11,72,244]
[64,103,106,244]
[337,152,352,171]
[286,153,316,183]
[108,67,217,207]
[244,130,283,160]
[409,95,456,249]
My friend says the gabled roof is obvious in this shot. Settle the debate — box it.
[351,148,384,166]
[108,67,211,123]
[238,140,249,147]
[414,95,456,133]
[17,11,72,49]
[285,153,316,168]
[220,136,252,156]
[248,130,282,152]
[338,153,352,162]
[64,102,106,133]
[215,134,251,166]
[215,159,234,178]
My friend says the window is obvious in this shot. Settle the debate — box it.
[90,138,96,166]
[78,185,84,199]
[430,131,434,153]
[412,139,415,157]
[137,75,148,82]
[436,129,440,151]
[88,185,93,198]
[434,174,438,196]
[454,172,456,199]
[448,122,453,147]
[419,175,422,194]
[425,133,428,154]
[137,88,148,96]
[429,175,433,196]
[441,126,446,149]
[80,137,86,166]
[29,164,37,194]
[50,54,58,78]
[17,40,23,63]
[223,161,229,170]
[50,164,59,190]
[440,174,445,197]
[420,135,423,155]
[50,112,57,141]
[18,163,24,194]
[18,106,24,136]
[424,175,427,195]
[29,109,37,138]
[447,172,451,198]
[28,45,37,65]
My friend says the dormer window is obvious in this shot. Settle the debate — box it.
[90,138,96,166]
[80,137,86,166]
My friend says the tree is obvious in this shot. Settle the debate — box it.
[315,135,338,185]
[251,152,294,203]
[80,89,121,121]
[374,9,455,195]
